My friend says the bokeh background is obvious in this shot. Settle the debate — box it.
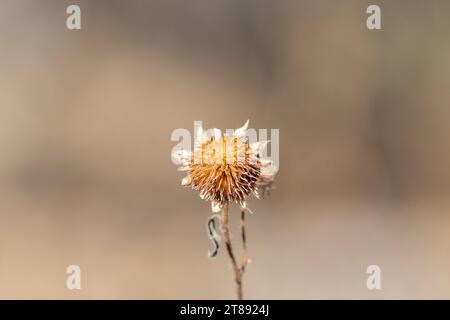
[1,0,450,299]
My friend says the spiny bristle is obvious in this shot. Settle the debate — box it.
[188,162,261,204]
[183,136,261,205]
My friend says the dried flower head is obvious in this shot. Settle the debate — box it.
[174,120,277,212]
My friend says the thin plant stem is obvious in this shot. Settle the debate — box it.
[221,201,243,300]
[240,209,249,273]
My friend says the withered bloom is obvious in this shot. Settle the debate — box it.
[175,120,277,212]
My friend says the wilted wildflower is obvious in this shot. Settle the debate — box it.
[174,120,277,212]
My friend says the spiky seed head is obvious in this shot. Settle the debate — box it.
[175,121,277,212]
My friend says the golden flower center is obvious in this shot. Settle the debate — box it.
[188,137,261,204]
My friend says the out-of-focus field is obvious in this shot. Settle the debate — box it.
[1,0,450,299]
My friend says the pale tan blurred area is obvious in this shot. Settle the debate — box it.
[1,0,450,299]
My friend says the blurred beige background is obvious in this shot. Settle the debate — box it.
[1,0,450,299]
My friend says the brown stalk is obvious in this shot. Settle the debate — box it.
[221,201,249,300]
[240,209,249,273]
